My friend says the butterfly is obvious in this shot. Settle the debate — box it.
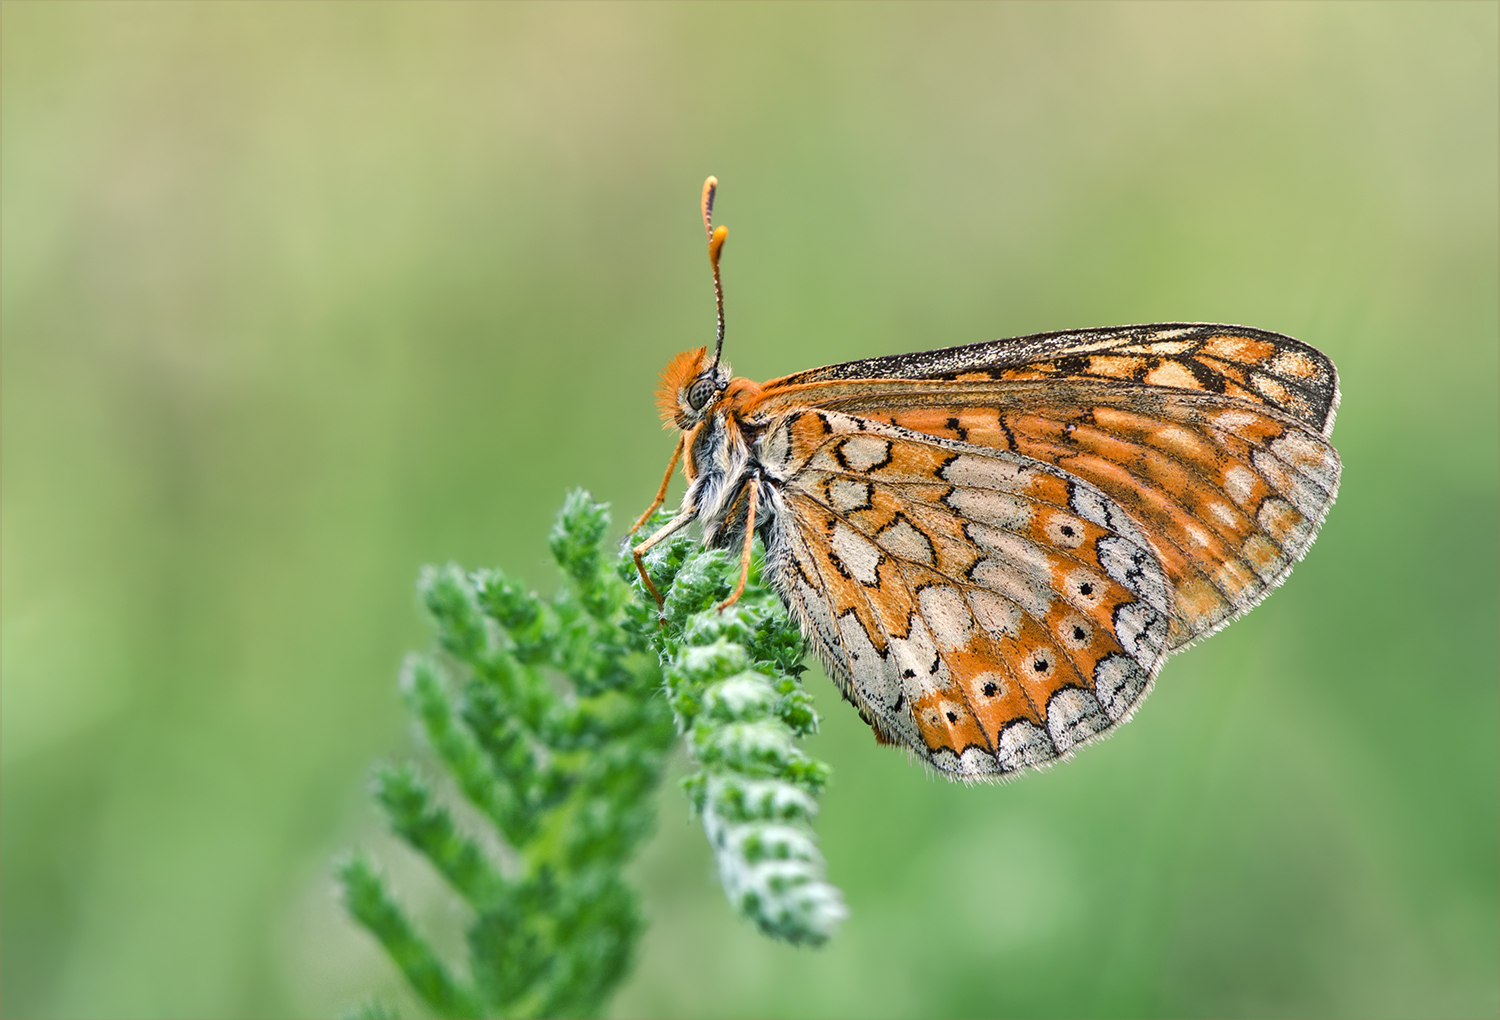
[632,177,1341,781]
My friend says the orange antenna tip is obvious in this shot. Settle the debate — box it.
[698,178,729,373]
[701,176,718,238]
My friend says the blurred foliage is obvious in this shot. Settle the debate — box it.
[2,4,1496,1018]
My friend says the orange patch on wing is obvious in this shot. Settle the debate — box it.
[1256,499,1307,545]
[1015,443,1240,613]
[889,408,963,437]
[1008,616,1088,717]
[1089,406,1225,475]
[1201,334,1277,363]
[1204,410,1287,447]
[1270,350,1322,380]
[1148,423,1221,467]
[1252,375,1291,403]
[1045,420,1266,553]
[1043,597,1111,667]
[783,410,836,462]
[947,611,1062,734]
[909,689,990,754]
[1143,359,1205,391]
[864,558,915,633]
[943,639,1038,743]
[1086,355,1147,379]
[958,406,1003,434]
[1062,452,1231,550]
[1022,471,1074,508]
[1173,577,1227,631]
[1212,558,1261,601]
[1243,534,1287,573]
[954,657,1038,738]
[890,405,1010,445]
[1219,380,1257,401]
[1194,355,1248,384]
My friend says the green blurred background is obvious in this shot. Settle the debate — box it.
[3,3,1496,1017]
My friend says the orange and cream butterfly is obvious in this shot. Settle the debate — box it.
[632,177,1341,781]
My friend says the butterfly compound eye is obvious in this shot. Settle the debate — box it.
[686,376,716,411]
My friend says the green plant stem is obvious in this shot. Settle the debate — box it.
[341,491,844,1019]
[633,519,847,945]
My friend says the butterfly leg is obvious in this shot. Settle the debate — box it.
[630,436,685,535]
[632,507,698,612]
[717,482,759,613]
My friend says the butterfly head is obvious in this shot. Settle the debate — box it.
[656,346,731,429]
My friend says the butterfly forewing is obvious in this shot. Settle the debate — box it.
[758,324,1339,438]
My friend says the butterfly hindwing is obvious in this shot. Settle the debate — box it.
[758,409,1173,779]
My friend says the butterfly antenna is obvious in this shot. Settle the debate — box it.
[701,176,728,380]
